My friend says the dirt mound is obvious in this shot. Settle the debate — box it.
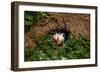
[25,13,90,48]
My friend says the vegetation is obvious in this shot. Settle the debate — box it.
[25,33,90,61]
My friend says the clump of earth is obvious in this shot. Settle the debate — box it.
[25,13,90,48]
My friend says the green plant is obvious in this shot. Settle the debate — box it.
[25,33,90,61]
[24,11,48,25]
[24,11,48,32]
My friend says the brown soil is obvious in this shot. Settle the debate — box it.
[25,13,90,48]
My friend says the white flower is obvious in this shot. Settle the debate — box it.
[53,33,64,45]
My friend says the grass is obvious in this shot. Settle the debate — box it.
[24,33,90,61]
